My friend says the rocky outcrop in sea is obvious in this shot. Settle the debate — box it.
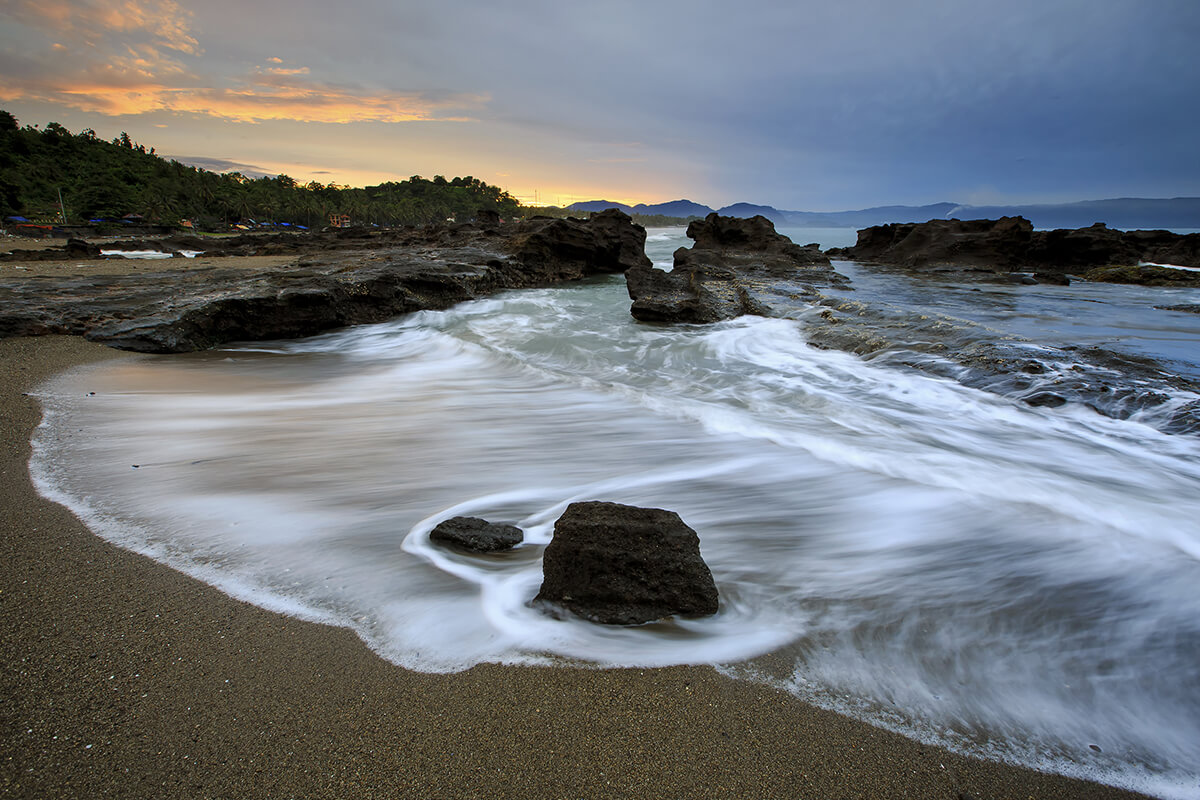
[625,213,848,323]
[622,216,1200,434]
[826,217,1200,284]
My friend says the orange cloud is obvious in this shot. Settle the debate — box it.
[6,0,200,55]
[0,2,486,125]
[257,65,312,77]
[0,73,484,124]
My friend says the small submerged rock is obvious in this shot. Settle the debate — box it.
[1084,264,1200,287]
[534,501,719,625]
[1023,392,1068,408]
[1156,303,1200,314]
[430,516,523,553]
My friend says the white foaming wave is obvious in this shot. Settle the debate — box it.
[480,572,794,668]
[395,305,1200,559]
[30,417,348,632]
[242,307,1200,562]
[616,316,1200,556]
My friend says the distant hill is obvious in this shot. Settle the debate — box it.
[567,199,713,218]
[944,198,1200,230]
[781,203,960,228]
[635,199,713,218]
[569,197,1200,230]
[569,200,635,214]
[569,199,962,226]
[716,202,786,222]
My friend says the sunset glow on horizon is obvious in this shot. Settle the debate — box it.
[2,0,1196,211]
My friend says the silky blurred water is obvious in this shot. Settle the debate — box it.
[31,227,1200,799]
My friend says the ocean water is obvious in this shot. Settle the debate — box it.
[31,227,1200,799]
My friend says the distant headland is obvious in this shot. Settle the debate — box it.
[568,197,1200,230]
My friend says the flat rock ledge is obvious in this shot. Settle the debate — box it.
[430,516,524,553]
[533,501,719,626]
[625,213,848,324]
[0,210,650,353]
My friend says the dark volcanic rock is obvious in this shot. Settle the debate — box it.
[683,213,812,255]
[625,213,845,323]
[1025,223,1142,270]
[832,216,1036,271]
[831,217,1200,283]
[533,501,719,625]
[474,208,501,226]
[1,237,104,261]
[65,238,102,258]
[430,516,523,553]
[0,212,649,352]
[508,208,651,280]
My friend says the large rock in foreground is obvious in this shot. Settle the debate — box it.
[625,213,846,323]
[534,501,719,625]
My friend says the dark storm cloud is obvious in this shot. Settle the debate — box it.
[340,0,1200,207]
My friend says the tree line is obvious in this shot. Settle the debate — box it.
[0,111,523,229]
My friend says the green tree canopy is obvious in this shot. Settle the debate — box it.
[0,111,524,227]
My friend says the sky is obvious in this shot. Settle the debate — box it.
[1,0,1197,210]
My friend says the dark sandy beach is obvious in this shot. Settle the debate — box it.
[0,333,1152,799]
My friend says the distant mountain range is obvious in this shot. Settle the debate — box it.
[567,197,1200,230]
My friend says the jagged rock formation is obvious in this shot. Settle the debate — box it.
[833,216,1037,271]
[625,213,847,323]
[533,501,719,625]
[0,210,650,352]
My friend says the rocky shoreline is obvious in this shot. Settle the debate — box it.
[5,212,1199,354]
[0,210,649,353]
[4,212,1198,433]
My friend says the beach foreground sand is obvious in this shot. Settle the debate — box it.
[0,335,1151,799]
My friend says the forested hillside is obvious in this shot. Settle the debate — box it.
[0,111,521,229]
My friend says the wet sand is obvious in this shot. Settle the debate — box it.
[0,333,1153,799]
